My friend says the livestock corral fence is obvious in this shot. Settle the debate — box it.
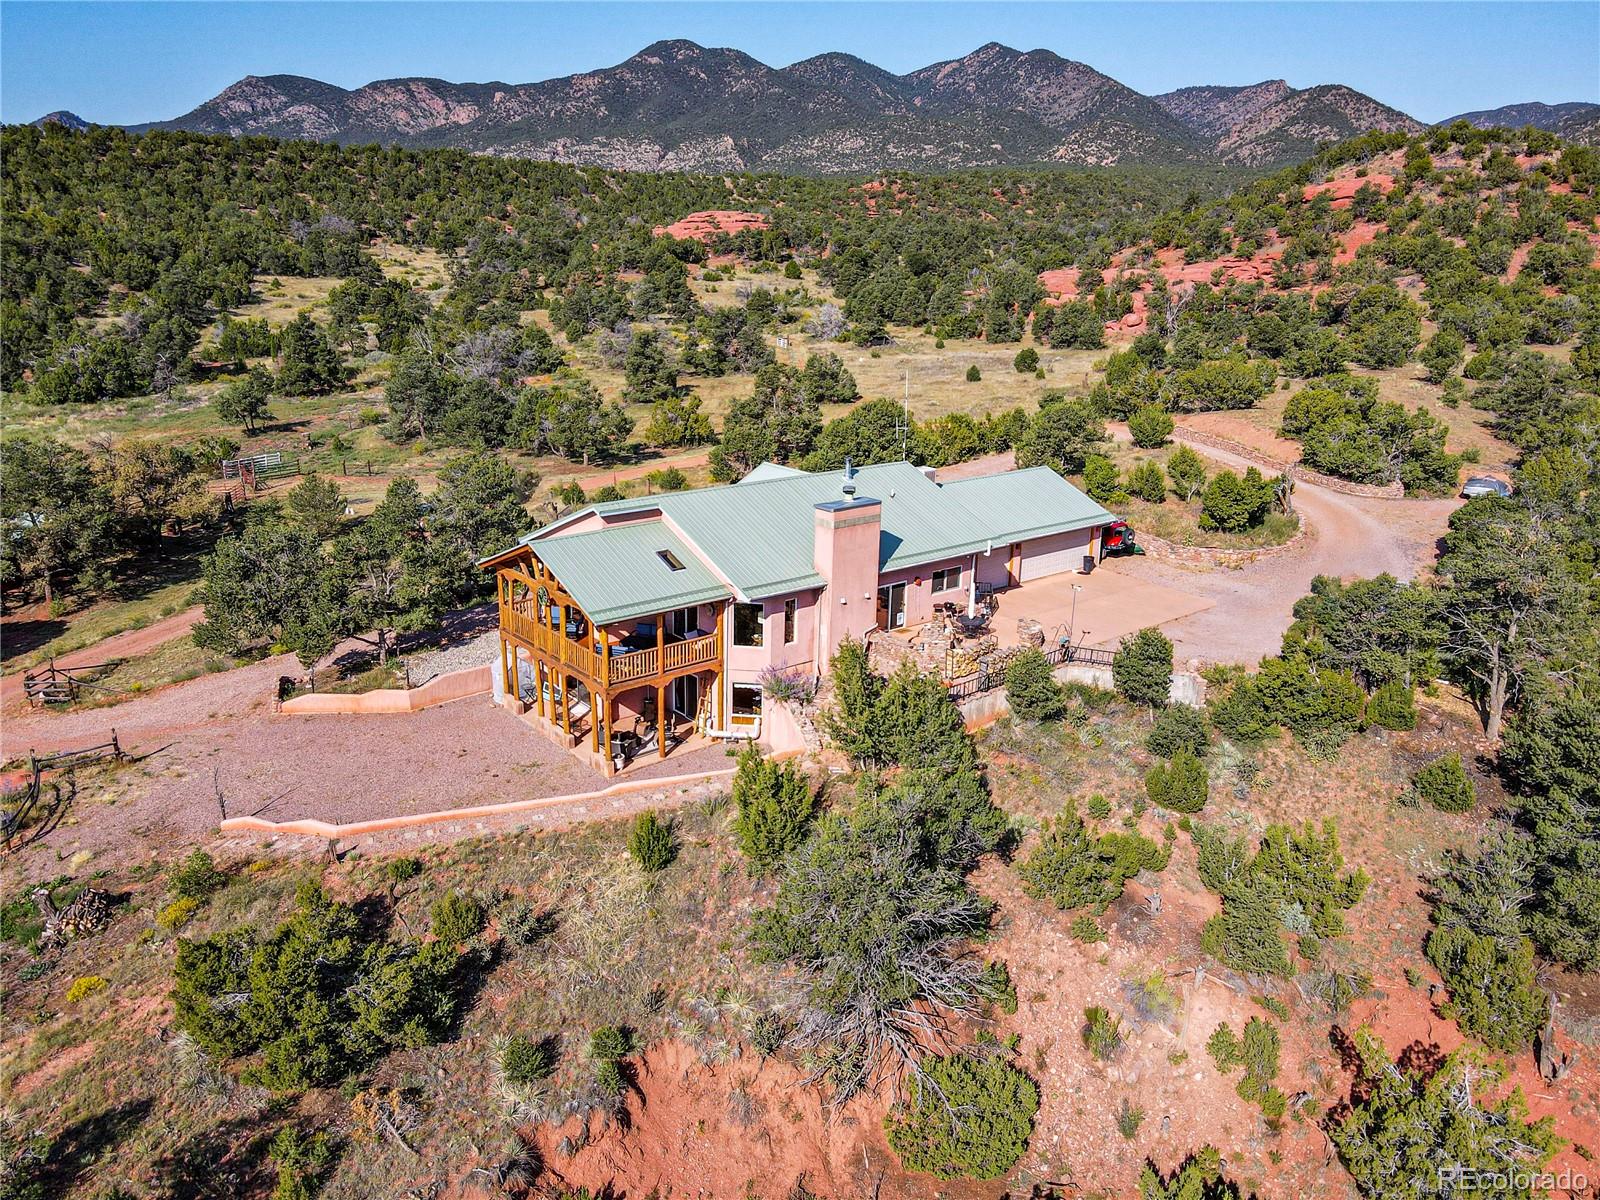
[946,641,1116,702]
[3,732,129,851]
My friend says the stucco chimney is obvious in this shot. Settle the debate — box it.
[813,482,881,665]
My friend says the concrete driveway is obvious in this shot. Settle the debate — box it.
[989,569,1215,653]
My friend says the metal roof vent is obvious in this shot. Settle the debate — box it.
[842,457,857,497]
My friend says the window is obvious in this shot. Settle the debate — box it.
[656,549,685,571]
[732,684,763,720]
[932,566,963,593]
[783,598,797,644]
[733,602,764,647]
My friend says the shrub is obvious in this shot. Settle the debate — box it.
[1127,459,1167,503]
[732,750,819,876]
[883,1054,1038,1180]
[749,1011,787,1058]
[1425,926,1548,1052]
[980,961,1018,1015]
[66,974,108,1002]
[1113,627,1173,710]
[965,364,982,382]
[1082,454,1124,504]
[502,1034,557,1085]
[384,856,423,883]
[1366,680,1417,730]
[1127,403,1175,448]
[627,810,677,872]
[1018,802,1168,914]
[1116,1097,1146,1139]
[1085,794,1113,819]
[430,890,486,946]
[1070,915,1106,942]
[1146,704,1208,759]
[1005,648,1066,722]
[498,902,555,947]
[1165,443,1207,499]
[1144,748,1208,813]
[1081,1006,1124,1060]
[1013,348,1039,373]
[1235,1017,1280,1103]
[594,1057,625,1099]
[1193,820,1369,978]
[1207,1023,1242,1071]
[1411,753,1474,812]
[173,883,464,1090]
[169,850,226,902]
[590,1024,634,1062]
[1329,1028,1560,1199]
[158,897,201,931]
[1199,467,1276,532]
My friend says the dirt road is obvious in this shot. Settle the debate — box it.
[1106,430,1461,664]
[1,605,204,711]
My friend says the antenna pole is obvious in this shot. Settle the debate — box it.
[901,365,910,461]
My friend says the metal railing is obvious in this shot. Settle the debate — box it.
[946,641,1115,702]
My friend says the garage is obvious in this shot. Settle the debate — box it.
[1019,527,1096,581]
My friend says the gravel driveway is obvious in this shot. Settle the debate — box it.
[1106,429,1462,665]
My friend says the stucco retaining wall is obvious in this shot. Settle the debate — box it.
[278,664,491,715]
[958,664,1205,727]
[218,765,738,839]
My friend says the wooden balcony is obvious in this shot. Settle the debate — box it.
[501,602,721,689]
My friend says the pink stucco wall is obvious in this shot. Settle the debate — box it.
[727,591,818,681]
[278,664,491,714]
[875,554,971,628]
[812,498,881,665]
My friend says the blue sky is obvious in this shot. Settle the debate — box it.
[3,2,1597,125]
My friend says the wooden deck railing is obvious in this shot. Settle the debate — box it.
[501,604,720,688]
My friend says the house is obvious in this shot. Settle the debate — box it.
[480,460,1115,775]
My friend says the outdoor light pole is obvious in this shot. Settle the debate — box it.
[1069,584,1083,644]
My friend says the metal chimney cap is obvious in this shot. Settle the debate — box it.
[842,456,857,496]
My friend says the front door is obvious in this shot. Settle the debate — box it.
[1007,543,1023,587]
[671,673,699,719]
[876,582,907,630]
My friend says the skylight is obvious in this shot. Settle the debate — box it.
[656,549,686,571]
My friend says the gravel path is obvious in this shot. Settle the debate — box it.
[2,629,733,872]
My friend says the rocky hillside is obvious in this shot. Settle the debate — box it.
[124,39,1436,172]
[1156,80,1423,164]
[1441,100,1600,144]
[30,110,91,131]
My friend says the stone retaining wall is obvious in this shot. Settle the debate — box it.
[1176,425,1405,499]
[278,664,490,715]
[1136,514,1311,568]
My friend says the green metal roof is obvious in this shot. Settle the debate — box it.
[941,467,1116,544]
[528,520,730,626]
[508,461,1112,605]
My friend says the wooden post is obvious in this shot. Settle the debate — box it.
[656,616,665,675]
[561,676,571,738]
[600,626,611,689]
[657,683,667,759]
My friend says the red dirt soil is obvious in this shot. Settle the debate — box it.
[1303,174,1395,209]
[653,210,770,242]
[1,604,203,712]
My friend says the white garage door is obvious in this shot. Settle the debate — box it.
[1019,528,1094,581]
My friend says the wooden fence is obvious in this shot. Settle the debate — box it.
[22,659,119,707]
[3,732,128,852]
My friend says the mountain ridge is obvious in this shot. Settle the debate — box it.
[62,40,1585,172]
